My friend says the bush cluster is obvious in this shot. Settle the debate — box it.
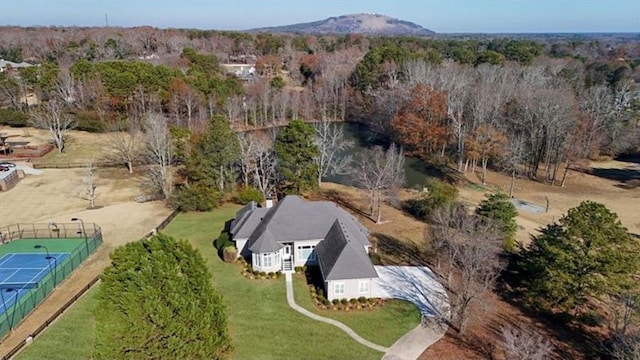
[308,284,384,312]
[232,186,264,205]
[0,108,28,127]
[238,257,282,280]
[171,184,222,212]
[402,177,458,220]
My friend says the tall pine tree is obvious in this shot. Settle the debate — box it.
[275,119,320,194]
[94,234,232,359]
[475,192,518,251]
[517,201,640,312]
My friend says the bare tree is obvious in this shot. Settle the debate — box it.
[143,112,174,199]
[610,332,640,360]
[237,131,258,187]
[501,325,553,360]
[29,100,75,153]
[430,203,504,333]
[55,70,76,105]
[251,136,278,200]
[237,131,277,198]
[607,290,640,337]
[313,120,354,187]
[353,144,405,223]
[101,120,142,173]
[78,162,99,209]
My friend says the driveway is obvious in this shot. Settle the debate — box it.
[373,265,449,318]
[375,266,450,360]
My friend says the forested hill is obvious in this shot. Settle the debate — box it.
[249,13,435,36]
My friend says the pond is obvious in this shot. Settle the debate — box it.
[324,122,442,188]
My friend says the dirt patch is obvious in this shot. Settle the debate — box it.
[0,126,113,164]
[0,158,172,357]
[457,163,640,245]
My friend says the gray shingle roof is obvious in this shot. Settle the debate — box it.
[245,196,369,246]
[232,195,376,280]
[233,208,269,240]
[316,220,379,280]
[230,201,257,235]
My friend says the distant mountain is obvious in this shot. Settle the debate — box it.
[249,13,435,36]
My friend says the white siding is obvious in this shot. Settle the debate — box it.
[235,238,249,258]
[252,251,281,273]
[325,278,375,301]
[293,239,322,267]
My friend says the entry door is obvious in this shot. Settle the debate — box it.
[283,245,292,260]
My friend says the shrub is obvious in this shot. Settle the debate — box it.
[332,299,340,305]
[358,296,367,304]
[259,271,267,277]
[294,266,303,273]
[171,184,222,212]
[340,298,348,305]
[252,270,259,276]
[317,289,324,299]
[322,298,330,306]
[349,298,357,304]
[475,192,518,251]
[214,233,233,250]
[232,186,264,205]
[276,271,282,278]
[0,108,28,127]
[70,109,107,133]
[403,178,458,220]
[222,246,237,263]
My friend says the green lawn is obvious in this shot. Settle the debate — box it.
[17,204,417,359]
[17,287,98,360]
[291,273,421,347]
[161,206,382,360]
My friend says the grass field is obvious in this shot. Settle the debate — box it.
[291,273,421,347]
[16,204,419,359]
[161,207,383,360]
[17,287,98,360]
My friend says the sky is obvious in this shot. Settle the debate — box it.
[0,0,638,33]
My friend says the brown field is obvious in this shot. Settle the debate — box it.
[2,126,637,358]
[0,128,172,357]
[313,159,638,359]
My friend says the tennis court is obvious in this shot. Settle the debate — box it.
[0,253,70,315]
[0,225,102,337]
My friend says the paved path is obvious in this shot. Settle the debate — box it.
[382,320,447,360]
[374,266,450,360]
[284,272,388,353]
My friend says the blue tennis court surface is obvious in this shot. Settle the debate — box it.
[0,253,69,315]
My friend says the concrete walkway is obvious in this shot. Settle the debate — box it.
[382,319,448,360]
[284,272,388,353]
[373,266,451,360]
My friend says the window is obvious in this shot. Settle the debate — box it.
[334,282,345,296]
[262,253,272,268]
[358,281,369,294]
[297,245,316,261]
[253,253,260,267]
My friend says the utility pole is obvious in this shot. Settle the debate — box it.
[105,13,109,27]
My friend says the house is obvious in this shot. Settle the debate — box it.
[0,59,34,73]
[230,195,379,300]
[220,63,256,81]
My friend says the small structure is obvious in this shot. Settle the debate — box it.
[0,59,34,73]
[220,63,256,81]
[0,167,20,191]
[230,195,378,300]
